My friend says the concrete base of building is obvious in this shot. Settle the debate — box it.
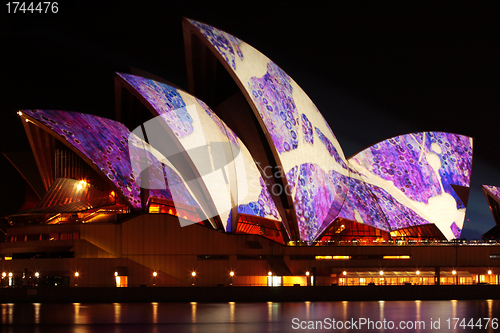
[0,285,499,303]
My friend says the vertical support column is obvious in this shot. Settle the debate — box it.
[435,266,440,286]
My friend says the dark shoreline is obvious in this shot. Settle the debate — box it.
[1,285,499,303]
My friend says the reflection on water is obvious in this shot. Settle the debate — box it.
[1,300,500,332]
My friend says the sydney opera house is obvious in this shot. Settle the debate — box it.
[1,19,499,288]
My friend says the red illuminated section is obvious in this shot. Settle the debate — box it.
[148,197,201,224]
[318,218,445,244]
[236,214,285,245]
[390,224,445,241]
[6,178,131,225]
[318,218,390,244]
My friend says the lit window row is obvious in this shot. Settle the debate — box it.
[146,270,314,278]
[340,270,495,276]
[1,271,80,278]
[315,255,411,260]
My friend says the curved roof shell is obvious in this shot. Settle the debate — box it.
[185,19,350,242]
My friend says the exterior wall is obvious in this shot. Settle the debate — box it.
[1,214,500,287]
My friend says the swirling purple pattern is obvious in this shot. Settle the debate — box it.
[450,222,462,239]
[353,134,439,203]
[189,20,350,242]
[118,73,193,138]
[25,109,202,211]
[238,177,280,220]
[120,74,284,225]
[423,132,472,209]
[189,19,243,70]
[291,163,339,242]
[188,20,473,241]
[367,183,431,229]
[351,132,472,206]
[345,132,472,236]
[301,114,313,144]
[24,109,144,209]
[484,184,500,200]
[286,166,299,194]
[338,176,389,231]
[249,62,299,154]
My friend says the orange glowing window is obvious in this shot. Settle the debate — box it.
[315,256,351,260]
[149,205,160,214]
[383,255,411,260]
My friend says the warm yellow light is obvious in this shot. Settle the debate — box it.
[25,119,29,122]
[379,271,384,276]
[8,272,13,277]
[2,272,6,278]
[35,272,39,278]
[305,271,310,276]
[268,271,272,276]
[383,255,411,260]
[488,270,492,275]
[452,270,457,275]
[342,271,347,276]
[191,271,196,277]
[315,256,350,260]
[4,256,12,261]
[77,180,87,191]
[75,272,79,277]
[17,111,22,116]
[229,271,234,277]
[149,205,160,214]
[114,271,118,277]
[153,271,157,277]
[416,270,420,276]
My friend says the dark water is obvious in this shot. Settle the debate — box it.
[1,300,500,332]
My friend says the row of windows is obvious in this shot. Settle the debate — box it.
[7,232,80,242]
[291,255,411,260]
[196,255,284,260]
[2,252,74,260]
[198,254,500,260]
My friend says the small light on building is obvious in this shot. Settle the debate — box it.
[114,271,118,277]
[416,270,420,276]
[25,119,29,122]
[77,180,87,191]
[75,272,79,277]
[8,272,13,277]
[191,271,196,277]
[342,271,347,276]
[17,111,22,116]
[35,272,39,278]
[305,271,310,276]
[229,271,234,277]
[379,271,384,276]
[268,271,272,276]
[452,270,457,275]
[153,271,157,277]
[488,270,492,275]
[2,272,6,278]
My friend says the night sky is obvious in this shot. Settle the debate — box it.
[1,1,499,239]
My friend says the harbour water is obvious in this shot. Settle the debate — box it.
[1,300,499,332]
